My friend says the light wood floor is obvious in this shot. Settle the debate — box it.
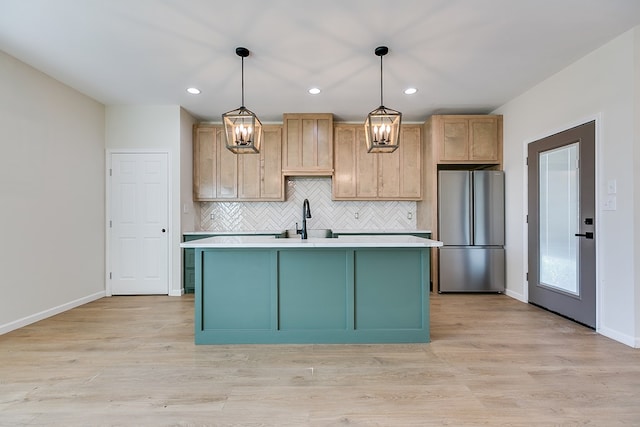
[1,293,639,426]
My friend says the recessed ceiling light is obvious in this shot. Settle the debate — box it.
[186,87,201,95]
[308,87,321,95]
[404,87,418,95]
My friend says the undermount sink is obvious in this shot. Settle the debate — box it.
[278,229,335,239]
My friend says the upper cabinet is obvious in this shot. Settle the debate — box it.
[193,124,284,202]
[333,124,422,201]
[282,113,333,175]
[434,115,503,164]
[259,126,284,199]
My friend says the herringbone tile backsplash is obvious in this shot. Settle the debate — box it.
[199,177,417,231]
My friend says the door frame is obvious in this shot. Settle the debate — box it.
[521,114,602,331]
[105,149,173,297]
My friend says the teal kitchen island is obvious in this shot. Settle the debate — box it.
[181,234,442,344]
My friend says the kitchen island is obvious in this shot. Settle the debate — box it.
[181,234,442,344]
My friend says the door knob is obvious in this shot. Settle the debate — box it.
[162,228,166,233]
[574,232,593,239]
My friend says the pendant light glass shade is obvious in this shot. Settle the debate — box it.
[364,46,402,153]
[223,47,262,154]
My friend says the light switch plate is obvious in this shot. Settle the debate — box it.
[607,179,617,194]
[603,195,617,211]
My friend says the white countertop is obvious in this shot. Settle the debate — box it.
[332,229,432,234]
[183,230,281,236]
[181,234,442,249]
[183,229,432,236]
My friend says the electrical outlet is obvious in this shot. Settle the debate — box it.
[210,213,215,220]
[354,212,359,219]
[407,211,413,220]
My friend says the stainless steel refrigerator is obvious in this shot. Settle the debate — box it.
[438,170,505,292]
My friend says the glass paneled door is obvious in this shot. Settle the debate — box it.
[528,121,596,328]
[539,143,579,294]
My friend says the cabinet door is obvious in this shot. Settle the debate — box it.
[282,113,333,174]
[378,147,401,198]
[440,118,469,161]
[377,126,421,200]
[333,125,357,198]
[399,125,422,198]
[283,115,300,172]
[237,128,283,200]
[260,126,284,200]
[216,136,238,199]
[193,125,219,200]
[237,152,261,199]
[469,118,500,162]
[355,127,378,198]
[315,116,333,171]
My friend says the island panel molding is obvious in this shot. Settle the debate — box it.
[185,235,440,344]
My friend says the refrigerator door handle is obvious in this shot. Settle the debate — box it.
[469,172,475,245]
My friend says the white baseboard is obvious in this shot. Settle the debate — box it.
[598,325,638,348]
[0,291,105,335]
[505,291,638,348]
[169,288,184,296]
[504,288,526,302]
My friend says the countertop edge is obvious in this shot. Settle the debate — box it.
[181,234,443,249]
[183,229,433,236]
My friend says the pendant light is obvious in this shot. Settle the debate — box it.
[364,46,402,153]
[222,47,262,154]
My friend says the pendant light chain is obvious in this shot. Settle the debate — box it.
[241,55,245,108]
[379,53,384,107]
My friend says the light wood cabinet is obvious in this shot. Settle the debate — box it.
[193,124,238,200]
[259,126,284,199]
[193,124,284,201]
[194,125,217,199]
[332,124,422,200]
[436,115,502,164]
[282,113,333,175]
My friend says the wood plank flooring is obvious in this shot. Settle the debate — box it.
[1,293,639,426]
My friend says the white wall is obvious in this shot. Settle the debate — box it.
[180,108,197,233]
[105,105,194,296]
[494,26,640,347]
[179,108,197,293]
[0,50,105,333]
[633,28,640,342]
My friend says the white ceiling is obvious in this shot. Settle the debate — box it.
[1,0,640,123]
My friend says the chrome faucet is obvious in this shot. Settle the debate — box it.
[298,198,312,239]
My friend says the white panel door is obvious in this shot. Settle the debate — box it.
[110,152,169,294]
